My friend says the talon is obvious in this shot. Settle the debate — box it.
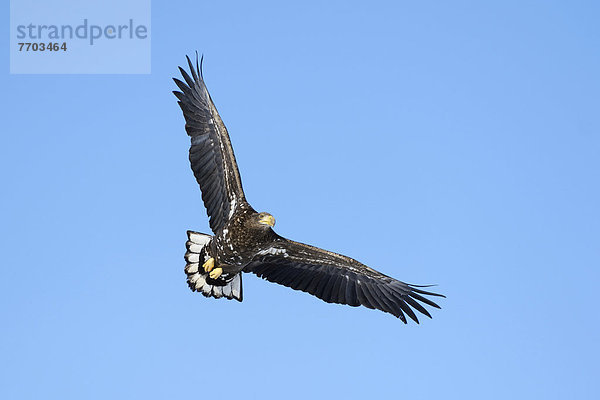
[209,267,223,279]
[203,257,215,273]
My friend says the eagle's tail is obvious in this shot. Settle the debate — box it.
[184,230,243,302]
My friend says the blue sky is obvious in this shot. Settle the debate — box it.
[1,1,599,399]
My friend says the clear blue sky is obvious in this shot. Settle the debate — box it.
[1,1,599,399]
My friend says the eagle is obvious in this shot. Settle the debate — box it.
[173,55,444,323]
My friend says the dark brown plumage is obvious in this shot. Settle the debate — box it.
[174,55,444,322]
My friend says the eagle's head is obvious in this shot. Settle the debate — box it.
[257,212,276,228]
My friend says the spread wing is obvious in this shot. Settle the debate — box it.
[173,55,246,233]
[245,239,444,323]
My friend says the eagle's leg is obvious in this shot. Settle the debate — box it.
[203,257,215,273]
[208,263,239,279]
[203,258,228,279]
[209,267,223,279]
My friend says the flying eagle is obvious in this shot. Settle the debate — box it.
[173,55,444,323]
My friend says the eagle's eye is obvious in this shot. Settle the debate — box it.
[258,213,276,227]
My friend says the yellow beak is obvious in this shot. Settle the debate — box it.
[259,215,276,227]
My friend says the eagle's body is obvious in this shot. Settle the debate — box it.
[174,55,444,323]
[205,203,276,280]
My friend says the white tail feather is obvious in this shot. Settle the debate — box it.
[184,230,243,302]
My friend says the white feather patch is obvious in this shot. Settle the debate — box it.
[257,247,289,257]
[201,283,212,296]
[228,195,237,219]
[187,243,204,253]
[231,274,242,299]
[185,263,199,274]
[189,274,201,284]
[188,232,211,246]
[222,282,232,298]
[194,274,207,290]
[212,285,223,298]
[186,252,200,263]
